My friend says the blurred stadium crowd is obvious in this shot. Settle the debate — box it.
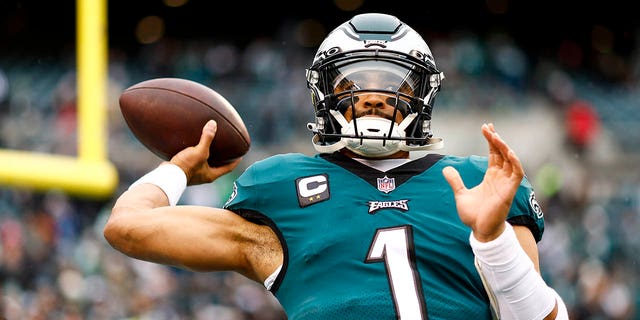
[1,1,640,319]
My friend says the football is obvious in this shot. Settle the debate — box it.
[119,78,251,167]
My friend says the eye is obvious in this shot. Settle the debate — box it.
[334,80,360,94]
[398,81,415,96]
[336,96,359,112]
[385,97,411,116]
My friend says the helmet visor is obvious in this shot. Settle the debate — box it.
[328,60,422,97]
[324,60,423,117]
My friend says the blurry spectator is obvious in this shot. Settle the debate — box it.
[564,99,600,155]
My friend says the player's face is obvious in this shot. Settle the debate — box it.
[332,68,415,124]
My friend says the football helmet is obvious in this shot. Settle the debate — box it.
[306,13,445,157]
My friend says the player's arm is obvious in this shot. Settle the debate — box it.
[443,123,568,320]
[104,120,283,283]
[105,184,281,283]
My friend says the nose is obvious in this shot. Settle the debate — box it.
[359,93,390,110]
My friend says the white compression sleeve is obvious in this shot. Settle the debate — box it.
[553,289,569,319]
[470,222,566,320]
[129,163,187,206]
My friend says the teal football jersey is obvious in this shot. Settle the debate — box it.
[224,152,545,320]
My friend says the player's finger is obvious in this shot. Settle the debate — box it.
[209,158,242,177]
[482,123,503,168]
[443,166,466,195]
[197,120,217,151]
[489,130,525,179]
[489,126,513,162]
[507,149,525,180]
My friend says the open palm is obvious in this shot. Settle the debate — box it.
[443,123,525,242]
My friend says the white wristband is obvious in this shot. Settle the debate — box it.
[129,163,187,206]
[470,222,557,320]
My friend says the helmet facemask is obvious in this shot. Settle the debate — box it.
[307,50,444,157]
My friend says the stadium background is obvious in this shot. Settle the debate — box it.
[1,0,639,318]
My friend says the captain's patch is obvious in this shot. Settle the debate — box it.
[296,174,330,207]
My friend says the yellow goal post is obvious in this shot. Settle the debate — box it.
[0,0,118,198]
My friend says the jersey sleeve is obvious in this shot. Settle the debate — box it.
[508,176,545,242]
[223,161,262,214]
[222,154,301,226]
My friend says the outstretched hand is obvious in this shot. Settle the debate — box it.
[442,123,525,242]
[170,120,241,186]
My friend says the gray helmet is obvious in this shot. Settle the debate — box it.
[306,13,445,157]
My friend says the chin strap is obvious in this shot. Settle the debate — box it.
[309,110,445,156]
[400,137,444,151]
[310,133,444,156]
[311,134,347,154]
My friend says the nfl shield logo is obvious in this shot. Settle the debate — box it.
[377,175,396,193]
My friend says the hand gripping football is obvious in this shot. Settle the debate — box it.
[119,78,250,166]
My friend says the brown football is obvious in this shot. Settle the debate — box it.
[119,78,250,167]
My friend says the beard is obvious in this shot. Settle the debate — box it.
[355,108,396,122]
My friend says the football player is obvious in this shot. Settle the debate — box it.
[105,13,568,319]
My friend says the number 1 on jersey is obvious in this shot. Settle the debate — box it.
[366,225,428,319]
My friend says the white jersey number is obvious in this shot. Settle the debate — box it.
[366,225,428,319]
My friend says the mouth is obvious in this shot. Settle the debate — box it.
[356,112,394,122]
